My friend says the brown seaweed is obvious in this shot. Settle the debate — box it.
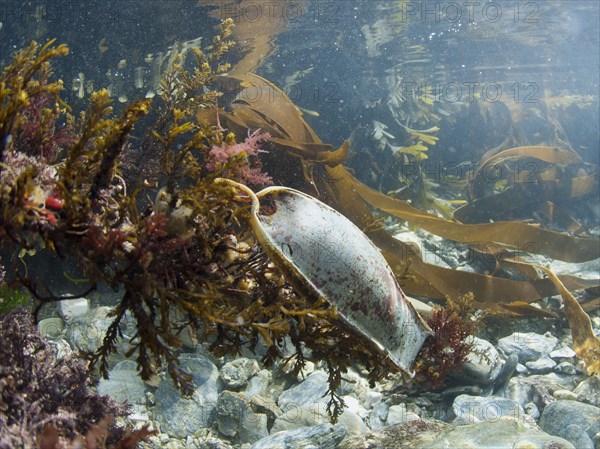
[350,171,599,263]
[536,265,600,375]
[455,145,598,223]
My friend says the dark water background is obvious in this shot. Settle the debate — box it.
[1,0,598,169]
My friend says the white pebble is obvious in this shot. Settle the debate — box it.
[59,298,89,322]
[363,391,383,409]
[552,389,578,400]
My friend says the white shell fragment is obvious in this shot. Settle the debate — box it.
[217,179,431,375]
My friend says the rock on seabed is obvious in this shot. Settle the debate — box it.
[338,417,575,449]
[497,332,558,363]
[539,400,600,449]
[153,355,221,439]
[250,423,346,449]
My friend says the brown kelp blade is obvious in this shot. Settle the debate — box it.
[349,168,599,263]
[536,265,600,375]
[469,145,583,199]
[454,172,597,223]
[201,0,293,76]
[269,138,348,165]
[226,72,321,143]
[457,144,597,223]
[326,164,599,311]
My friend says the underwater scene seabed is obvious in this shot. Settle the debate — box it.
[0,1,598,448]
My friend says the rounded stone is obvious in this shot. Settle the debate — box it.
[539,399,600,449]
[216,390,268,444]
[59,298,89,322]
[277,371,329,413]
[66,306,113,353]
[38,317,64,339]
[154,355,221,438]
[97,360,147,405]
[386,404,421,425]
[525,356,556,373]
[554,361,576,375]
[452,395,525,424]
[455,337,504,386]
[497,332,558,363]
[250,423,346,449]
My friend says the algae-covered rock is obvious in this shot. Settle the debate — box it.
[220,357,260,389]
